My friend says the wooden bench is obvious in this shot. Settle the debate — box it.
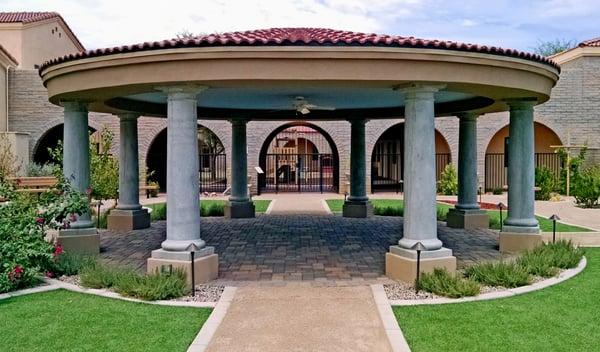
[140,184,159,198]
[8,176,58,195]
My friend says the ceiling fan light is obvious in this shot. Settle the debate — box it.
[300,106,311,115]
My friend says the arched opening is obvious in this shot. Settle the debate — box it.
[259,123,339,193]
[371,123,451,193]
[33,124,97,164]
[146,125,226,192]
[484,122,562,191]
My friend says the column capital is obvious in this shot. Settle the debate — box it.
[156,84,208,100]
[116,112,140,121]
[456,111,479,121]
[346,118,368,125]
[504,98,537,110]
[228,118,250,125]
[393,83,446,98]
[61,100,89,112]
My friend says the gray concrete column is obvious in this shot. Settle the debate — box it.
[447,112,489,229]
[117,113,142,210]
[62,101,93,229]
[343,118,373,218]
[225,118,255,218]
[504,100,539,232]
[386,84,456,283]
[397,85,442,250]
[107,113,150,231]
[161,86,206,251]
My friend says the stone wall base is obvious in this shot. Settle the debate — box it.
[385,246,457,283]
[499,232,542,254]
[224,201,255,218]
[107,208,151,231]
[446,208,489,229]
[147,250,218,287]
[342,202,374,218]
[57,228,99,254]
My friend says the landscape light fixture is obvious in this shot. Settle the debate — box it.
[497,202,506,232]
[411,241,427,294]
[549,214,561,243]
[187,243,200,297]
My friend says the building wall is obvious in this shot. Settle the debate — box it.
[0,66,7,131]
[0,27,22,65]
[20,20,81,69]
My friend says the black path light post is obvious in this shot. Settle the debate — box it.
[187,243,200,297]
[411,242,426,294]
[497,202,506,232]
[549,214,561,243]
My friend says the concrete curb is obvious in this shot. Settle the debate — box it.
[534,212,600,232]
[0,282,61,301]
[389,256,587,306]
[321,199,333,214]
[265,199,276,214]
[371,284,412,352]
[187,286,237,352]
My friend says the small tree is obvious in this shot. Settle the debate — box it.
[556,145,587,195]
[535,167,555,200]
[572,166,600,208]
[438,164,458,196]
[532,38,577,57]
[0,133,22,182]
[89,127,119,204]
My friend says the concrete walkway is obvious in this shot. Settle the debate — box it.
[265,193,333,215]
[206,285,392,352]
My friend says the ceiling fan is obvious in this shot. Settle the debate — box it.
[292,96,335,115]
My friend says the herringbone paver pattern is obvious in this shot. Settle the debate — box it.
[99,215,501,281]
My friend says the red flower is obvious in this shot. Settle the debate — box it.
[36,217,45,224]
[86,187,93,195]
[53,245,63,257]
[14,265,23,275]
[45,271,55,278]
[9,265,23,281]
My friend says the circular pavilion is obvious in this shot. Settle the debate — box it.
[39,28,560,283]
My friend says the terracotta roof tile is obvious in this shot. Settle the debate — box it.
[39,27,559,72]
[0,12,84,51]
[579,37,600,47]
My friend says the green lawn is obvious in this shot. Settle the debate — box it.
[199,199,271,213]
[393,248,599,352]
[147,199,271,220]
[325,199,591,232]
[0,289,211,352]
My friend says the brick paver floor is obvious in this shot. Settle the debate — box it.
[99,215,501,281]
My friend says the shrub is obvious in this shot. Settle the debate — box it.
[374,205,403,216]
[492,188,503,195]
[202,202,224,217]
[26,162,61,177]
[52,253,96,277]
[572,166,600,208]
[79,262,189,300]
[438,164,458,195]
[149,203,167,221]
[418,268,480,298]
[535,167,556,201]
[465,261,531,288]
[436,207,448,221]
[517,250,559,278]
[89,127,119,204]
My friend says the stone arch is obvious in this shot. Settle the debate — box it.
[145,123,228,192]
[257,121,340,192]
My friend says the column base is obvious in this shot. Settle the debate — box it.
[224,201,255,218]
[57,227,99,255]
[385,246,457,283]
[446,208,489,229]
[499,232,542,254]
[107,208,151,231]
[147,247,218,287]
[342,201,374,218]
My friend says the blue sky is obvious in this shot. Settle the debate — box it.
[3,0,599,52]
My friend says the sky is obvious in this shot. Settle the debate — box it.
[3,0,599,52]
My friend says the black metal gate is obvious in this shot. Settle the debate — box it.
[371,153,451,193]
[484,153,561,191]
[263,153,336,193]
[199,153,227,193]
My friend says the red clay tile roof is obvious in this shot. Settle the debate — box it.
[579,37,600,47]
[0,12,84,51]
[39,27,559,72]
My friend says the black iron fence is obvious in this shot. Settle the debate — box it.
[262,153,336,193]
[484,153,561,191]
[371,153,451,193]
[199,153,227,193]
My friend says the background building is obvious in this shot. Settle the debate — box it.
[1,12,598,192]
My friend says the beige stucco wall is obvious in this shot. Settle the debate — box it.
[485,122,562,154]
[0,66,7,131]
[0,27,22,65]
[21,20,81,69]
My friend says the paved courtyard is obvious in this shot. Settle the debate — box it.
[99,215,501,281]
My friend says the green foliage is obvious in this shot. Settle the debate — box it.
[436,207,448,221]
[0,178,90,292]
[149,202,167,221]
[438,164,458,195]
[572,166,600,208]
[52,253,96,277]
[90,127,119,202]
[47,139,63,165]
[201,202,224,217]
[374,205,403,216]
[492,188,503,195]
[535,167,556,200]
[465,261,531,288]
[556,145,587,194]
[26,162,61,177]
[80,262,189,301]
[418,268,481,298]
[519,240,584,272]
[532,38,577,56]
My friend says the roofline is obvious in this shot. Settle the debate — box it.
[550,45,600,65]
[0,44,18,67]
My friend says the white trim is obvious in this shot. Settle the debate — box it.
[321,199,333,214]
[264,199,276,214]
[389,256,587,306]
[187,287,237,352]
[371,284,412,352]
